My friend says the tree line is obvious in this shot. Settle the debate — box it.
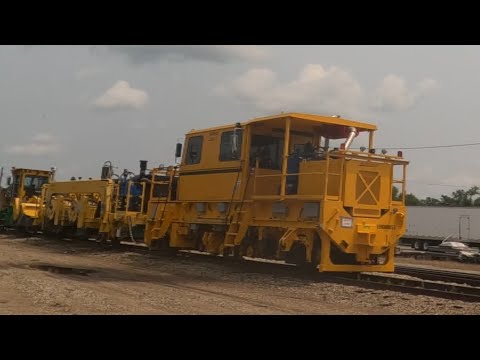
[393,186,480,207]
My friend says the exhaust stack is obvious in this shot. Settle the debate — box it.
[344,127,358,150]
[139,160,148,178]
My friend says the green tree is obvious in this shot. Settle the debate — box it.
[444,186,479,206]
[404,193,421,206]
[422,197,441,206]
[440,194,456,206]
[392,186,401,201]
[466,186,480,205]
[392,185,480,207]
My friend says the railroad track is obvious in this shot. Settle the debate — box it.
[5,233,480,303]
[395,265,480,287]
[334,272,480,303]
[116,241,480,303]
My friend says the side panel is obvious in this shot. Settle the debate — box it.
[179,127,245,201]
[177,171,241,201]
[297,160,342,197]
[253,168,281,196]
[181,129,242,170]
[45,180,111,194]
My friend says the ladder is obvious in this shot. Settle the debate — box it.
[224,208,249,247]
[224,165,253,248]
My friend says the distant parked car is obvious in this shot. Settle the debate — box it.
[436,241,480,263]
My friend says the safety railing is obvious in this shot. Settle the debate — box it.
[251,149,408,202]
[146,166,178,222]
[252,152,345,201]
[148,167,175,201]
[391,163,408,206]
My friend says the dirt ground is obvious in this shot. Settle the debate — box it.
[1,234,479,315]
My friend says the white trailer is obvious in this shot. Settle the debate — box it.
[401,206,480,250]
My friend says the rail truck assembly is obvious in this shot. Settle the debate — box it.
[2,112,410,273]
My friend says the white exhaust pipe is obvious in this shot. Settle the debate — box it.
[344,127,358,150]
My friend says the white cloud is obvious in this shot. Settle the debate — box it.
[7,133,60,156]
[371,75,438,112]
[93,81,148,110]
[214,64,437,117]
[105,45,269,64]
[32,133,54,142]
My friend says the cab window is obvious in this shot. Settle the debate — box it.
[24,175,49,194]
[185,136,203,165]
[24,175,48,189]
[220,131,242,161]
[250,135,284,170]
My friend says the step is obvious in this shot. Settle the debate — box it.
[226,232,238,236]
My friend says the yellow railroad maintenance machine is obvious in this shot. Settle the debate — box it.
[39,160,170,244]
[0,167,55,230]
[142,112,409,272]
[4,112,409,273]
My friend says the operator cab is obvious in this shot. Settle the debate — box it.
[175,113,385,201]
[7,168,53,200]
[247,113,376,197]
[249,133,325,171]
[23,174,49,197]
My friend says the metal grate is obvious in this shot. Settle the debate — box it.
[356,171,380,205]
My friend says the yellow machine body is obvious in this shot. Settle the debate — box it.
[39,179,116,236]
[145,113,409,272]
[38,166,176,244]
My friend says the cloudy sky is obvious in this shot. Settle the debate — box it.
[0,45,478,198]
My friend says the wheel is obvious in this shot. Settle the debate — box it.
[422,241,429,251]
[414,240,422,250]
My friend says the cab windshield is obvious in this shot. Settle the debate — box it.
[24,175,49,194]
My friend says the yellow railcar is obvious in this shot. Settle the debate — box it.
[39,161,175,245]
[145,112,409,272]
[40,178,116,239]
